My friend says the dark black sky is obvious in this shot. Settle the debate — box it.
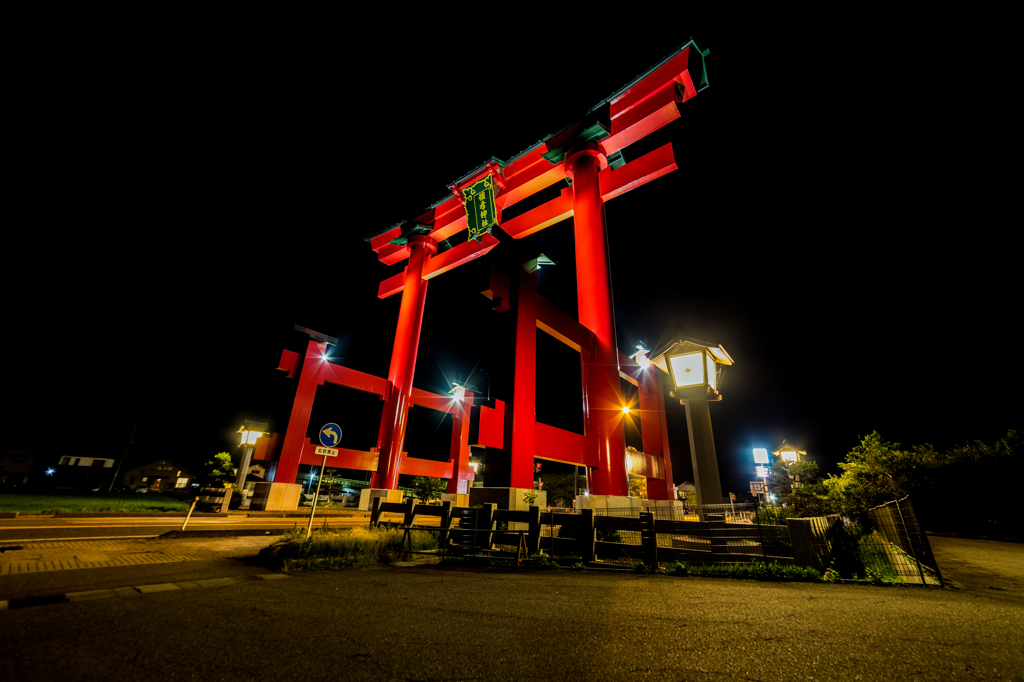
[5,24,1020,497]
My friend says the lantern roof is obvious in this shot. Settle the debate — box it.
[648,337,734,375]
[772,440,807,457]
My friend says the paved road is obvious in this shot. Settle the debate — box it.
[0,512,410,542]
[2,530,1022,681]
[2,558,1023,682]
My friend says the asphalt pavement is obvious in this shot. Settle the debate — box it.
[2,555,1023,682]
[2,528,1023,681]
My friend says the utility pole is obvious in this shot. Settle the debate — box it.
[108,421,138,493]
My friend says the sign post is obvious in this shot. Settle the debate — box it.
[308,424,341,537]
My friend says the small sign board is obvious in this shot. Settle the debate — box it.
[752,448,769,463]
[749,481,766,495]
[461,174,499,241]
[315,446,338,457]
[319,423,342,447]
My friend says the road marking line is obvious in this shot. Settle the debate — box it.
[0,535,159,543]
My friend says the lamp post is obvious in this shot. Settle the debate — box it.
[236,420,267,501]
[753,448,769,504]
[650,338,734,516]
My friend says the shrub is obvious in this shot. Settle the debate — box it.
[530,553,560,570]
[665,561,689,576]
[663,561,821,582]
[823,568,842,583]
[596,527,623,543]
[259,524,436,571]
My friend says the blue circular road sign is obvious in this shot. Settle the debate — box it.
[319,423,342,447]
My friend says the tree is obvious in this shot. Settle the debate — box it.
[820,432,929,521]
[203,452,235,485]
[628,475,647,499]
[410,476,446,502]
[677,487,697,509]
[536,473,584,507]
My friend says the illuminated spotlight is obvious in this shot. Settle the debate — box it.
[753,448,769,464]
[45,467,55,476]
[448,382,471,402]
[629,341,651,369]
[621,406,631,414]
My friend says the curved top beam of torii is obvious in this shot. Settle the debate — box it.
[365,40,708,296]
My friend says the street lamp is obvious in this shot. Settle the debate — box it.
[658,339,733,399]
[773,440,806,464]
[650,337,734,514]
[236,420,268,495]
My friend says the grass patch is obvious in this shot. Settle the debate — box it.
[854,533,910,584]
[259,525,438,571]
[0,493,191,513]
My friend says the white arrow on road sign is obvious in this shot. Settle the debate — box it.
[319,423,342,447]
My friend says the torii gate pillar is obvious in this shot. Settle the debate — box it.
[372,234,437,490]
[567,144,629,497]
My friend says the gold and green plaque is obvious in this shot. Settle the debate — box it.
[461,175,498,242]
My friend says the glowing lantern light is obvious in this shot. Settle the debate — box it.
[650,338,733,398]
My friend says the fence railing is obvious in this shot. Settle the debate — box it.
[368,495,942,583]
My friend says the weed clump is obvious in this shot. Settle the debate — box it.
[259,524,437,571]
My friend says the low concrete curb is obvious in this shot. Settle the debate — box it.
[2,573,290,612]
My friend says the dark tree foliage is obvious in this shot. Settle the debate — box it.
[410,476,446,502]
[823,430,1022,538]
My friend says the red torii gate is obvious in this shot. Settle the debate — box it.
[270,41,708,500]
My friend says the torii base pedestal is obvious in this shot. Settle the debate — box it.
[440,493,470,508]
[575,495,642,511]
[249,483,302,512]
[359,488,404,511]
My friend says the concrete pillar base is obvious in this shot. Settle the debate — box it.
[641,499,683,508]
[575,494,642,511]
[359,488,404,511]
[440,493,470,508]
[249,482,302,512]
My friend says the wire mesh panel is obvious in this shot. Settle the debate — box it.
[593,509,646,566]
[655,505,792,568]
[540,510,587,559]
[865,497,943,586]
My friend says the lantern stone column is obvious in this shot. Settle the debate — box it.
[566,144,630,500]
[683,394,724,514]
[370,235,437,494]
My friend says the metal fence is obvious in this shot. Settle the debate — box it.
[540,503,794,569]
[863,496,943,586]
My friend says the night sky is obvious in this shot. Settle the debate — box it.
[6,26,1020,498]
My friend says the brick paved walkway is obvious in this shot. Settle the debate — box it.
[0,536,278,575]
